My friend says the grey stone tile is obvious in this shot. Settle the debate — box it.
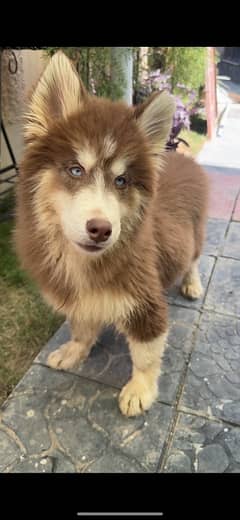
[167,255,215,310]
[1,393,51,456]
[204,219,228,256]
[180,312,240,425]
[6,451,75,473]
[85,448,144,473]
[0,364,174,473]
[13,362,76,394]
[35,307,200,406]
[79,308,199,406]
[48,381,173,473]
[10,456,53,473]
[52,453,76,473]
[204,257,240,316]
[168,305,200,328]
[1,365,76,457]
[221,222,240,260]
[159,307,200,404]
[0,430,20,472]
[98,326,129,355]
[163,413,240,473]
[34,321,71,363]
[35,323,131,390]
[76,329,131,389]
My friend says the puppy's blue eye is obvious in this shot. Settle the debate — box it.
[114,175,127,188]
[68,165,84,177]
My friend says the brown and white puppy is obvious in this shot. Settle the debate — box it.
[15,52,209,417]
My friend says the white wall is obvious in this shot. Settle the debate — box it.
[1,49,48,193]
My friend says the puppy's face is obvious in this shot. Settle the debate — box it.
[23,52,175,257]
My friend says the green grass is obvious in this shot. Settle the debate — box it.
[0,203,63,405]
[179,128,207,157]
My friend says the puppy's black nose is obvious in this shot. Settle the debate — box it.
[86,219,112,243]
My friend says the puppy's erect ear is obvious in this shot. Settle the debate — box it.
[135,91,175,154]
[24,51,88,141]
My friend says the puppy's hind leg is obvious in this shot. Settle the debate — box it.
[180,259,203,300]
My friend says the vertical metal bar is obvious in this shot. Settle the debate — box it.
[1,122,18,170]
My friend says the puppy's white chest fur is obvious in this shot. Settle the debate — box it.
[75,291,136,324]
[44,288,136,326]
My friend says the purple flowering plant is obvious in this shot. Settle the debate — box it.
[134,70,200,151]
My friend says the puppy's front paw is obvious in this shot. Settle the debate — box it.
[47,341,88,370]
[119,376,158,417]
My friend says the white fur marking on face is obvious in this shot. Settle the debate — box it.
[76,147,97,171]
[103,135,117,159]
[53,175,121,249]
[111,157,127,177]
[93,169,105,191]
